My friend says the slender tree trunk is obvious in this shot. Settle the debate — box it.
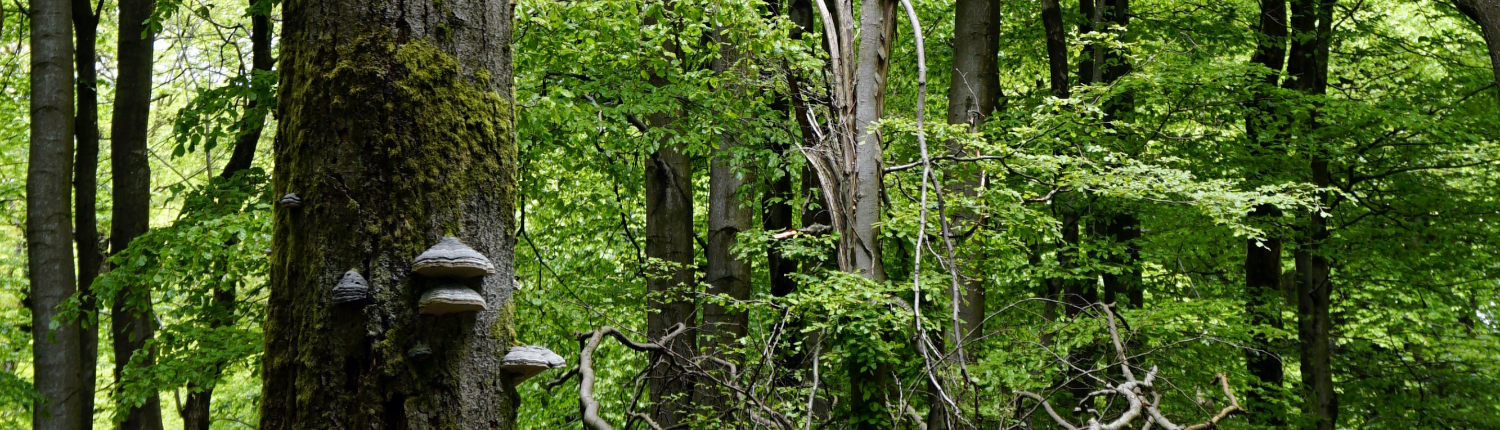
[927,0,1000,427]
[29,1,83,429]
[1285,0,1338,427]
[260,0,517,428]
[1243,0,1290,425]
[847,1,898,426]
[1453,0,1500,95]
[1094,0,1140,312]
[72,0,102,427]
[218,0,275,180]
[182,5,274,429]
[110,0,164,428]
[701,32,755,417]
[1042,0,1070,98]
[848,0,895,282]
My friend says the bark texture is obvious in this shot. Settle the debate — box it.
[704,32,754,358]
[260,0,518,428]
[72,0,102,426]
[111,0,163,428]
[29,1,82,429]
[1453,0,1500,95]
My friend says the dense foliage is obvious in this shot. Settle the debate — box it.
[1,0,1496,428]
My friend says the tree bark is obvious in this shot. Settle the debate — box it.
[72,0,102,427]
[217,0,275,180]
[29,1,83,429]
[1286,0,1338,427]
[928,0,1000,428]
[1041,0,1070,98]
[643,55,697,428]
[847,1,898,426]
[701,30,755,415]
[259,0,518,428]
[848,0,895,282]
[1243,0,1289,425]
[1453,0,1500,96]
[111,0,164,428]
[182,4,275,429]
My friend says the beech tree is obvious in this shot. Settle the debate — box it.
[258,0,519,428]
[27,0,82,429]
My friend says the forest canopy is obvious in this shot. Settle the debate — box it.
[2,0,1498,428]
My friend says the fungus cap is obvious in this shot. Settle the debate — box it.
[502,345,565,383]
[331,270,370,304]
[279,193,302,208]
[418,284,487,315]
[411,236,495,278]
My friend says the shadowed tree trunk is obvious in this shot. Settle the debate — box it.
[1284,0,1338,427]
[1243,0,1290,425]
[182,3,275,429]
[1095,0,1140,312]
[1453,0,1500,95]
[928,0,1000,427]
[72,0,102,427]
[642,12,698,420]
[111,0,164,428]
[259,0,518,428]
[29,1,83,429]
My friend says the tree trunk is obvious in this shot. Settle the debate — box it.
[217,0,275,180]
[182,4,275,429]
[1095,0,1140,312]
[1454,0,1500,96]
[259,0,517,428]
[701,31,755,416]
[848,0,898,426]
[1041,0,1071,98]
[644,103,697,429]
[111,0,164,428]
[928,0,1000,427]
[72,0,102,427]
[1287,0,1338,427]
[1243,0,1290,425]
[848,0,895,282]
[29,1,83,429]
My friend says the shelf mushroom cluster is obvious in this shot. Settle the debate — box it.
[413,236,494,315]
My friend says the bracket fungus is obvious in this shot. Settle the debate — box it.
[279,193,302,208]
[418,283,487,315]
[412,236,495,278]
[501,345,565,384]
[331,269,370,305]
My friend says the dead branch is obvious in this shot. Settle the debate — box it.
[1014,304,1245,430]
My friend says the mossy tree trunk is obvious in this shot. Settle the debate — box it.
[260,0,518,428]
